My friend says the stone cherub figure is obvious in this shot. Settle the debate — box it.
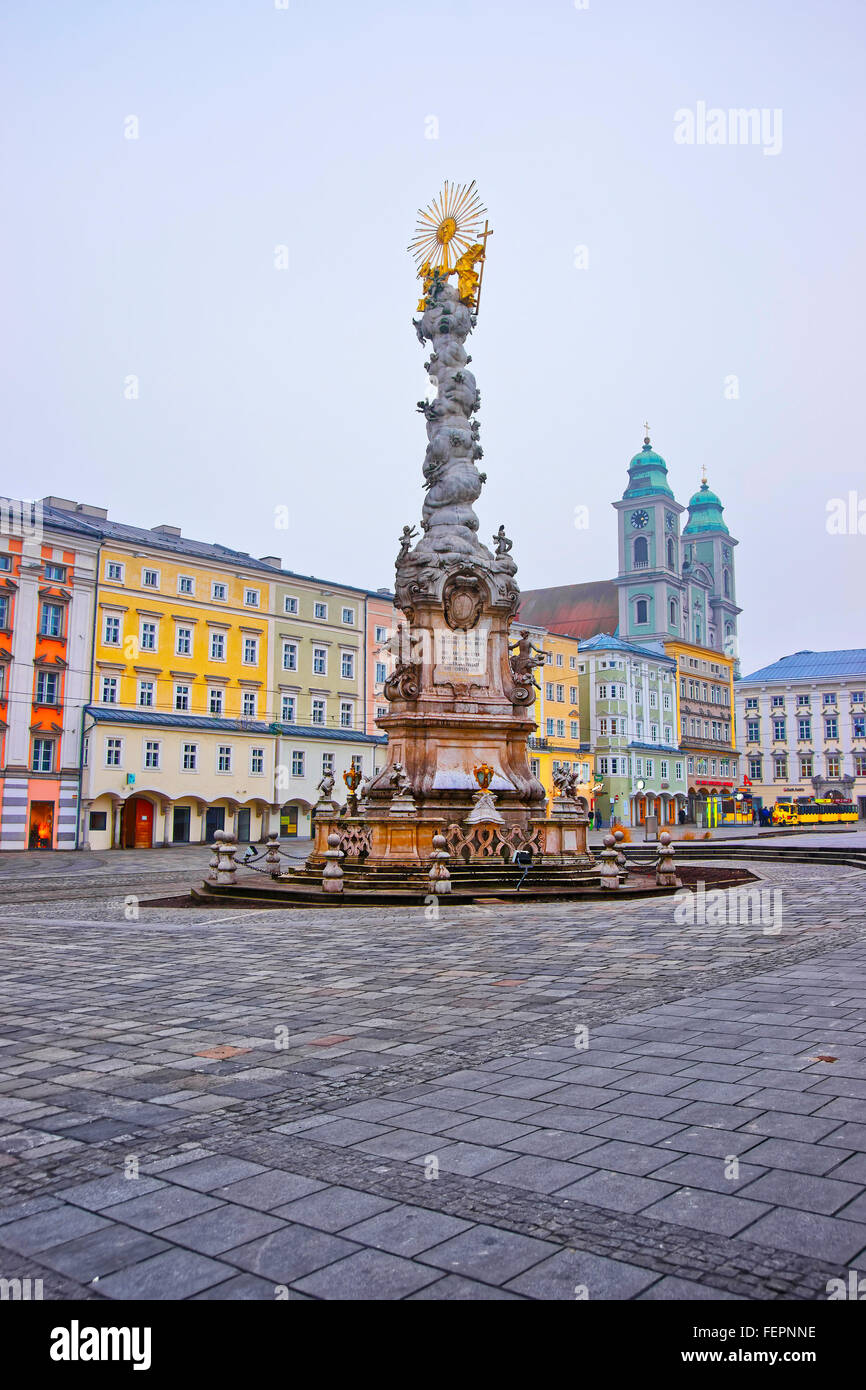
[509,628,546,691]
[316,771,336,801]
[553,765,579,799]
[493,525,512,556]
[398,524,418,558]
[388,762,412,795]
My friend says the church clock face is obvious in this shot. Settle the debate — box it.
[630,509,649,529]
[665,511,676,531]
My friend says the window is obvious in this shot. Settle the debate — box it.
[243,636,258,664]
[633,536,648,566]
[545,682,554,701]
[675,761,683,780]
[40,603,63,637]
[340,701,354,728]
[106,561,124,581]
[635,598,648,624]
[82,736,89,767]
[244,589,260,608]
[35,671,59,704]
[144,740,161,769]
[341,651,355,680]
[771,695,785,708]
[646,759,654,776]
[661,760,669,779]
[284,595,299,615]
[208,687,224,715]
[282,641,298,672]
[854,716,866,738]
[101,676,118,704]
[178,575,194,595]
[312,699,326,725]
[825,717,838,740]
[375,662,387,684]
[342,607,355,625]
[556,653,563,667]
[314,601,327,619]
[212,582,227,601]
[649,691,657,709]
[137,680,154,707]
[375,625,387,643]
[21,714,51,776]
[669,598,677,625]
[174,684,190,711]
[569,686,578,704]
[530,758,541,777]
[664,725,672,743]
[800,755,813,777]
[570,721,579,739]
[773,718,786,741]
[855,754,866,776]
[242,690,257,717]
[44,562,67,582]
[105,737,123,767]
[103,614,121,645]
[142,568,159,588]
[377,704,388,718]
[210,630,226,661]
[852,690,864,704]
[597,684,608,699]
[89,811,107,831]
[798,717,811,740]
[546,718,554,737]
[291,750,305,777]
[635,757,643,776]
[827,754,841,778]
[175,626,193,656]
[597,757,608,775]
[556,683,564,701]
[182,743,197,771]
[281,694,296,722]
[823,692,837,706]
[217,745,232,773]
[773,755,787,779]
[322,753,335,776]
[0,595,8,629]
[140,621,157,652]
[556,719,565,737]
[250,747,264,775]
[313,646,327,676]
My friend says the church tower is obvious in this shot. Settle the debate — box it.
[682,472,741,673]
[612,431,686,644]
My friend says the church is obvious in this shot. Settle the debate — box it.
[520,433,743,827]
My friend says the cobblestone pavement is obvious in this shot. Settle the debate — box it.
[1,856,865,1300]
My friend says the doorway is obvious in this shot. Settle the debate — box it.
[205,806,225,842]
[124,798,153,849]
[237,807,251,842]
[172,806,191,843]
[280,805,299,837]
[28,801,54,850]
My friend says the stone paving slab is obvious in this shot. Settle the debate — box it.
[1,858,866,1298]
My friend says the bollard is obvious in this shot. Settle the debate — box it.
[428,832,452,895]
[322,831,345,894]
[599,833,621,890]
[264,831,281,876]
[613,829,628,869]
[656,830,678,886]
[215,830,239,886]
[206,834,221,882]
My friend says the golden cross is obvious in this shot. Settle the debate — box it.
[474,219,493,314]
[643,419,651,438]
[701,462,708,485]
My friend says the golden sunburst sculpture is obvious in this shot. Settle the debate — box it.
[408,180,492,312]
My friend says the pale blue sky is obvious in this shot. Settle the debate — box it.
[2,0,864,672]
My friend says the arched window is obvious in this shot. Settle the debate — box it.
[635,598,648,625]
[667,537,676,569]
[723,569,731,597]
[695,619,701,643]
[633,536,648,567]
[669,598,677,626]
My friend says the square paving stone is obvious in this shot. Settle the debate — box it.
[0,1205,110,1254]
[828,1153,866,1184]
[376,1106,471,1133]
[293,1247,442,1300]
[637,1276,745,1300]
[743,1137,852,1175]
[459,1096,549,1122]
[100,1188,223,1232]
[557,1169,677,1213]
[95,1248,233,1300]
[35,1224,168,1283]
[743,1088,827,1115]
[355,1130,441,1161]
[505,1248,659,1300]
[597,1093,690,1119]
[158,1204,286,1255]
[482,1155,584,1194]
[649,1152,766,1193]
[300,1118,391,1147]
[417,1223,555,1285]
[739,1207,866,1263]
[503,1129,607,1161]
[192,1273,300,1300]
[739,1112,844,1143]
[584,1115,687,1145]
[224,1224,360,1282]
[821,1123,866,1151]
[440,1117,537,1146]
[210,1170,327,1210]
[274,1186,396,1233]
[642,1188,771,1236]
[659,1127,764,1159]
[157,1156,266,1191]
[56,1174,166,1211]
[737,1171,862,1216]
[576,1140,679,1177]
[407,1274,522,1300]
[832,1190,866,1223]
[521,1106,607,1133]
[340,1204,472,1256]
[418,1143,515,1177]
[331,1099,417,1123]
[531,1083,622,1109]
[0,1196,62,1225]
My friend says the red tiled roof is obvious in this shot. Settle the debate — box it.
[518,580,619,640]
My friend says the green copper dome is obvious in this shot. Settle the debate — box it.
[622,436,674,500]
[683,479,729,535]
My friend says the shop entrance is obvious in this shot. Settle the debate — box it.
[122,798,153,849]
[28,801,54,850]
[172,807,191,843]
[205,807,225,842]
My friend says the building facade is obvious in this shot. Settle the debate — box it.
[0,501,98,850]
[736,649,866,817]
[517,624,594,809]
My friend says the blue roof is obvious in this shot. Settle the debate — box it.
[85,707,386,742]
[740,650,866,683]
[579,633,676,666]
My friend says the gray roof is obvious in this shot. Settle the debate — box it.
[40,502,394,598]
[740,650,866,683]
[85,706,386,743]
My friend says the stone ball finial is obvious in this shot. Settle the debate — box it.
[327,832,342,849]
[614,830,624,843]
[432,833,447,851]
[603,834,615,848]
[659,831,671,846]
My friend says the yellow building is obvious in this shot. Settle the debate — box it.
[665,638,739,820]
[512,623,594,811]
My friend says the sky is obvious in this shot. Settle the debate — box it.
[2,0,864,676]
